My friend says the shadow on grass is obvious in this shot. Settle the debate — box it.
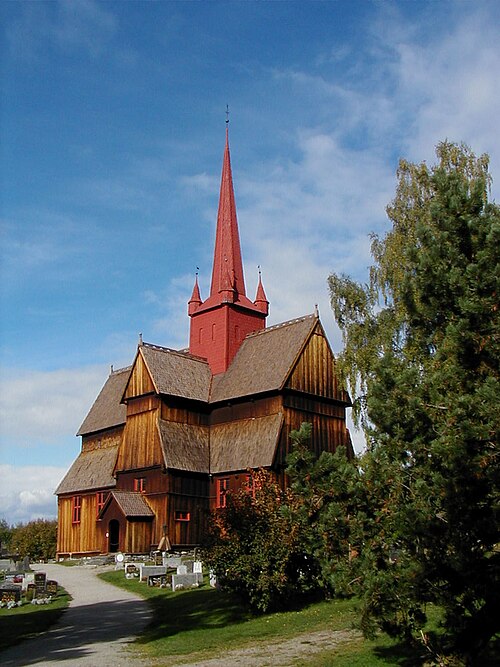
[135,586,253,644]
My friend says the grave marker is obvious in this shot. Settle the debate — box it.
[34,572,46,598]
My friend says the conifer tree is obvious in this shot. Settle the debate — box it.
[329,142,500,664]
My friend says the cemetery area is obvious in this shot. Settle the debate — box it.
[0,558,69,652]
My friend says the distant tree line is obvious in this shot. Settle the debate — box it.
[203,142,500,667]
[0,518,57,562]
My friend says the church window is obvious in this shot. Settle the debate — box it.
[96,491,107,517]
[216,478,229,508]
[134,477,146,493]
[212,323,216,340]
[72,496,82,524]
[199,327,203,344]
[175,511,190,522]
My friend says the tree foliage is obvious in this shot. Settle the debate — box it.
[202,465,320,613]
[329,142,500,664]
[10,519,57,561]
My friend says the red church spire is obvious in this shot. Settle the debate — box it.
[188,123,268,374]
[210,127,246,303]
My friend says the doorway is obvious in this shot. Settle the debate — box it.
[108,519,120,553]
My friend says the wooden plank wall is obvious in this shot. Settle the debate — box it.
[57,494,104,556]
[115,409,163,471]
[288,327,343,401]
[123,351,155,399]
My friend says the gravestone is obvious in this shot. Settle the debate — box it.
[139,564,167,582]
[164,556,182,569]
[184,560,194,573]
[176,564,187,575]
[153,551,163,566]
[46,580,58,595]
[26,583,36,601]
[34,572,46,598]
[0,583,21,604]
[148,574,168,587]
[193,561,203,574]
[22,556,30,572]
[171,573,200,590]
[124,563,140,577]
[209,569,217,588]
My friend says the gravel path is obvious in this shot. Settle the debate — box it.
[0,563,151,667]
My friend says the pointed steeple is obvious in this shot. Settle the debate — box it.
[254,269,269,315]
[188,273,202,315]
[188,124,268,374]
[210,127,246,302]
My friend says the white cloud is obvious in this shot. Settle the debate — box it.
[0,365,107,445]
[0,464,64,524]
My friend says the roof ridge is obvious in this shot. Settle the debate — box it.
[110,365,132,375]
[142,342,209,365]
[246,313,316,338]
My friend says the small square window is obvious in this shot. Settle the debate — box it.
[216,478,229,508]
[72,496,82,524]
[134,477,146,492]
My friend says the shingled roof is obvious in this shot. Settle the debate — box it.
[158,420,209,473]
[77,366,130,436]
[210,413,283,473]
[55,445,118,495]
[210,315,317,403]
[140,344,212,402]
[99,491,154,519]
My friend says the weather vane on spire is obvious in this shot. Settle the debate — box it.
[226,104,229,125]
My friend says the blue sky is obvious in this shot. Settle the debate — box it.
[1,0,499,523]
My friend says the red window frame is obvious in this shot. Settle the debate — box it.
[134,477,146,493]
[96,491,107,517]
[216,478,229,508]
[72,495,82,524]
[175,511,190,522]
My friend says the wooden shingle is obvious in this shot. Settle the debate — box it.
[210,413,283,473]
[158,420,210,473]
[55,445,118,495]
[77,367,131,436]
[211,315,317,403]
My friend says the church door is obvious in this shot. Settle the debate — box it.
[108,519,120,553]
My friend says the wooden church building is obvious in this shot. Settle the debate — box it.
[55,129,353,558]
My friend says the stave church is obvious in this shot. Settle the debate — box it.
[55,127,353,558]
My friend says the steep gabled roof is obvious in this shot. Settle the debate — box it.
[99,491,154,519]
[55,445,118,494]
[210,413,283,473]
[210,315,317,403]
[140,344,211,402]
[158,420,209,473]
[77,367,130,436]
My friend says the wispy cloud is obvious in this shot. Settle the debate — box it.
[0,465,64,523]
[0,366,107,445]
[6,0,117,61]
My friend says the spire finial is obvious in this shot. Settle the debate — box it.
[226,104,229,125]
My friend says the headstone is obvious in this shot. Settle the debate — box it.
[22,573,34,591]
[22,556,30,572]
[139,564,167,582]
[148,574,168,587]
[153,551,163,566]
[0,583,21,604]
[124,563,140,577]
[176,564,187,575]
[164,556,182,569]
[171,573,200,590]
[46,580,58,595]
[184,560,194,573]
[0,558,16,572]
[209,569,217,588]
[34,572,46,598]
[26,583,36,601]
[193,561,203,574]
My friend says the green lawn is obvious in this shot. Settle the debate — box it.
[0,587,71,652]
[99,570,424,666]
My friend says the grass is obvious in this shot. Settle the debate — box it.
[0,587,71,652]
[99,570,422,666]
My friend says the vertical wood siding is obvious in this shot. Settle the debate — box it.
[115,410,163,471]
[124,351,155,399]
